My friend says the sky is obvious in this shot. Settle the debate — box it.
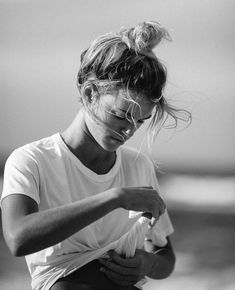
[1,0,235,173]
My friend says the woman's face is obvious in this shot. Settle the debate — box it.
[84,89,155,152]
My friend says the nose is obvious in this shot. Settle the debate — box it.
[121,127,134,139]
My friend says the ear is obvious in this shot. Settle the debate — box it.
[84,84,99,104]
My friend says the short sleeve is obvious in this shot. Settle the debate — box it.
[145,157,174,246]
[1,148,40,206]
[146,210,174,247]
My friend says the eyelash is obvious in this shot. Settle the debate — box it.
[114,114,125,120]
[114,114,144,124]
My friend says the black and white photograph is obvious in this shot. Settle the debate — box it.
[0,1,234,289]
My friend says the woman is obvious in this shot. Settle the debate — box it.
[1,21,187,289]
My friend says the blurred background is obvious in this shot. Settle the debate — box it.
[0,0,234,289]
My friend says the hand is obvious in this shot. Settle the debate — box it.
[98,249,154,286]
[115,186,166,226]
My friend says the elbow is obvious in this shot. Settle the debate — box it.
[11,244,27,257]
[6,237,25,257]
[9,246,24,257]
[4,231,28,257]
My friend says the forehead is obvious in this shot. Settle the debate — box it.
[99,90,155,118]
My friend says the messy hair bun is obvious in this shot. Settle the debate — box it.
[120,21,171,54]
[77,21,170,98]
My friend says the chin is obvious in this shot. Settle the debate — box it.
[100,139,122,152]
[102,143,119,152]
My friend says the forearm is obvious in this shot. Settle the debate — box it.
[5,190,119,256]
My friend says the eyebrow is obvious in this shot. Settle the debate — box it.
[118,109,152,121]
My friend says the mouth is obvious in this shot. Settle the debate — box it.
[110,136,126,144]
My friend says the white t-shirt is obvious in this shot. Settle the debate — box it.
[1,133,174,290]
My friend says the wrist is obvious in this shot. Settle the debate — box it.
[108,188,124,210]
[111,187,125,209]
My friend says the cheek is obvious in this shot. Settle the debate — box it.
[92,107,106,123]
[93,115,118,137]
[98,114,120,132]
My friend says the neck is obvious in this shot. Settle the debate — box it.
[60,110,116,174]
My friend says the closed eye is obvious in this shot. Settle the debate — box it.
[114,114,126,120]
[138,114,152,124]
[114,113,152,124]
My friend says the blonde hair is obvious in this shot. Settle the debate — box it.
[77,21,191,144]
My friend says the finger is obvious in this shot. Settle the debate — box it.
[154,195,166,215]
[142,212,158,228]
[151,204,165,224]
[151,206,165,222]
[149,216,158,228]
[99,258,138,277]
[142,212,152,219]
[147,189,165,213]
[159,200,166,215]
[108,250,139,268]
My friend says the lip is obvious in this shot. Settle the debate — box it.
[111,136,126,144]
